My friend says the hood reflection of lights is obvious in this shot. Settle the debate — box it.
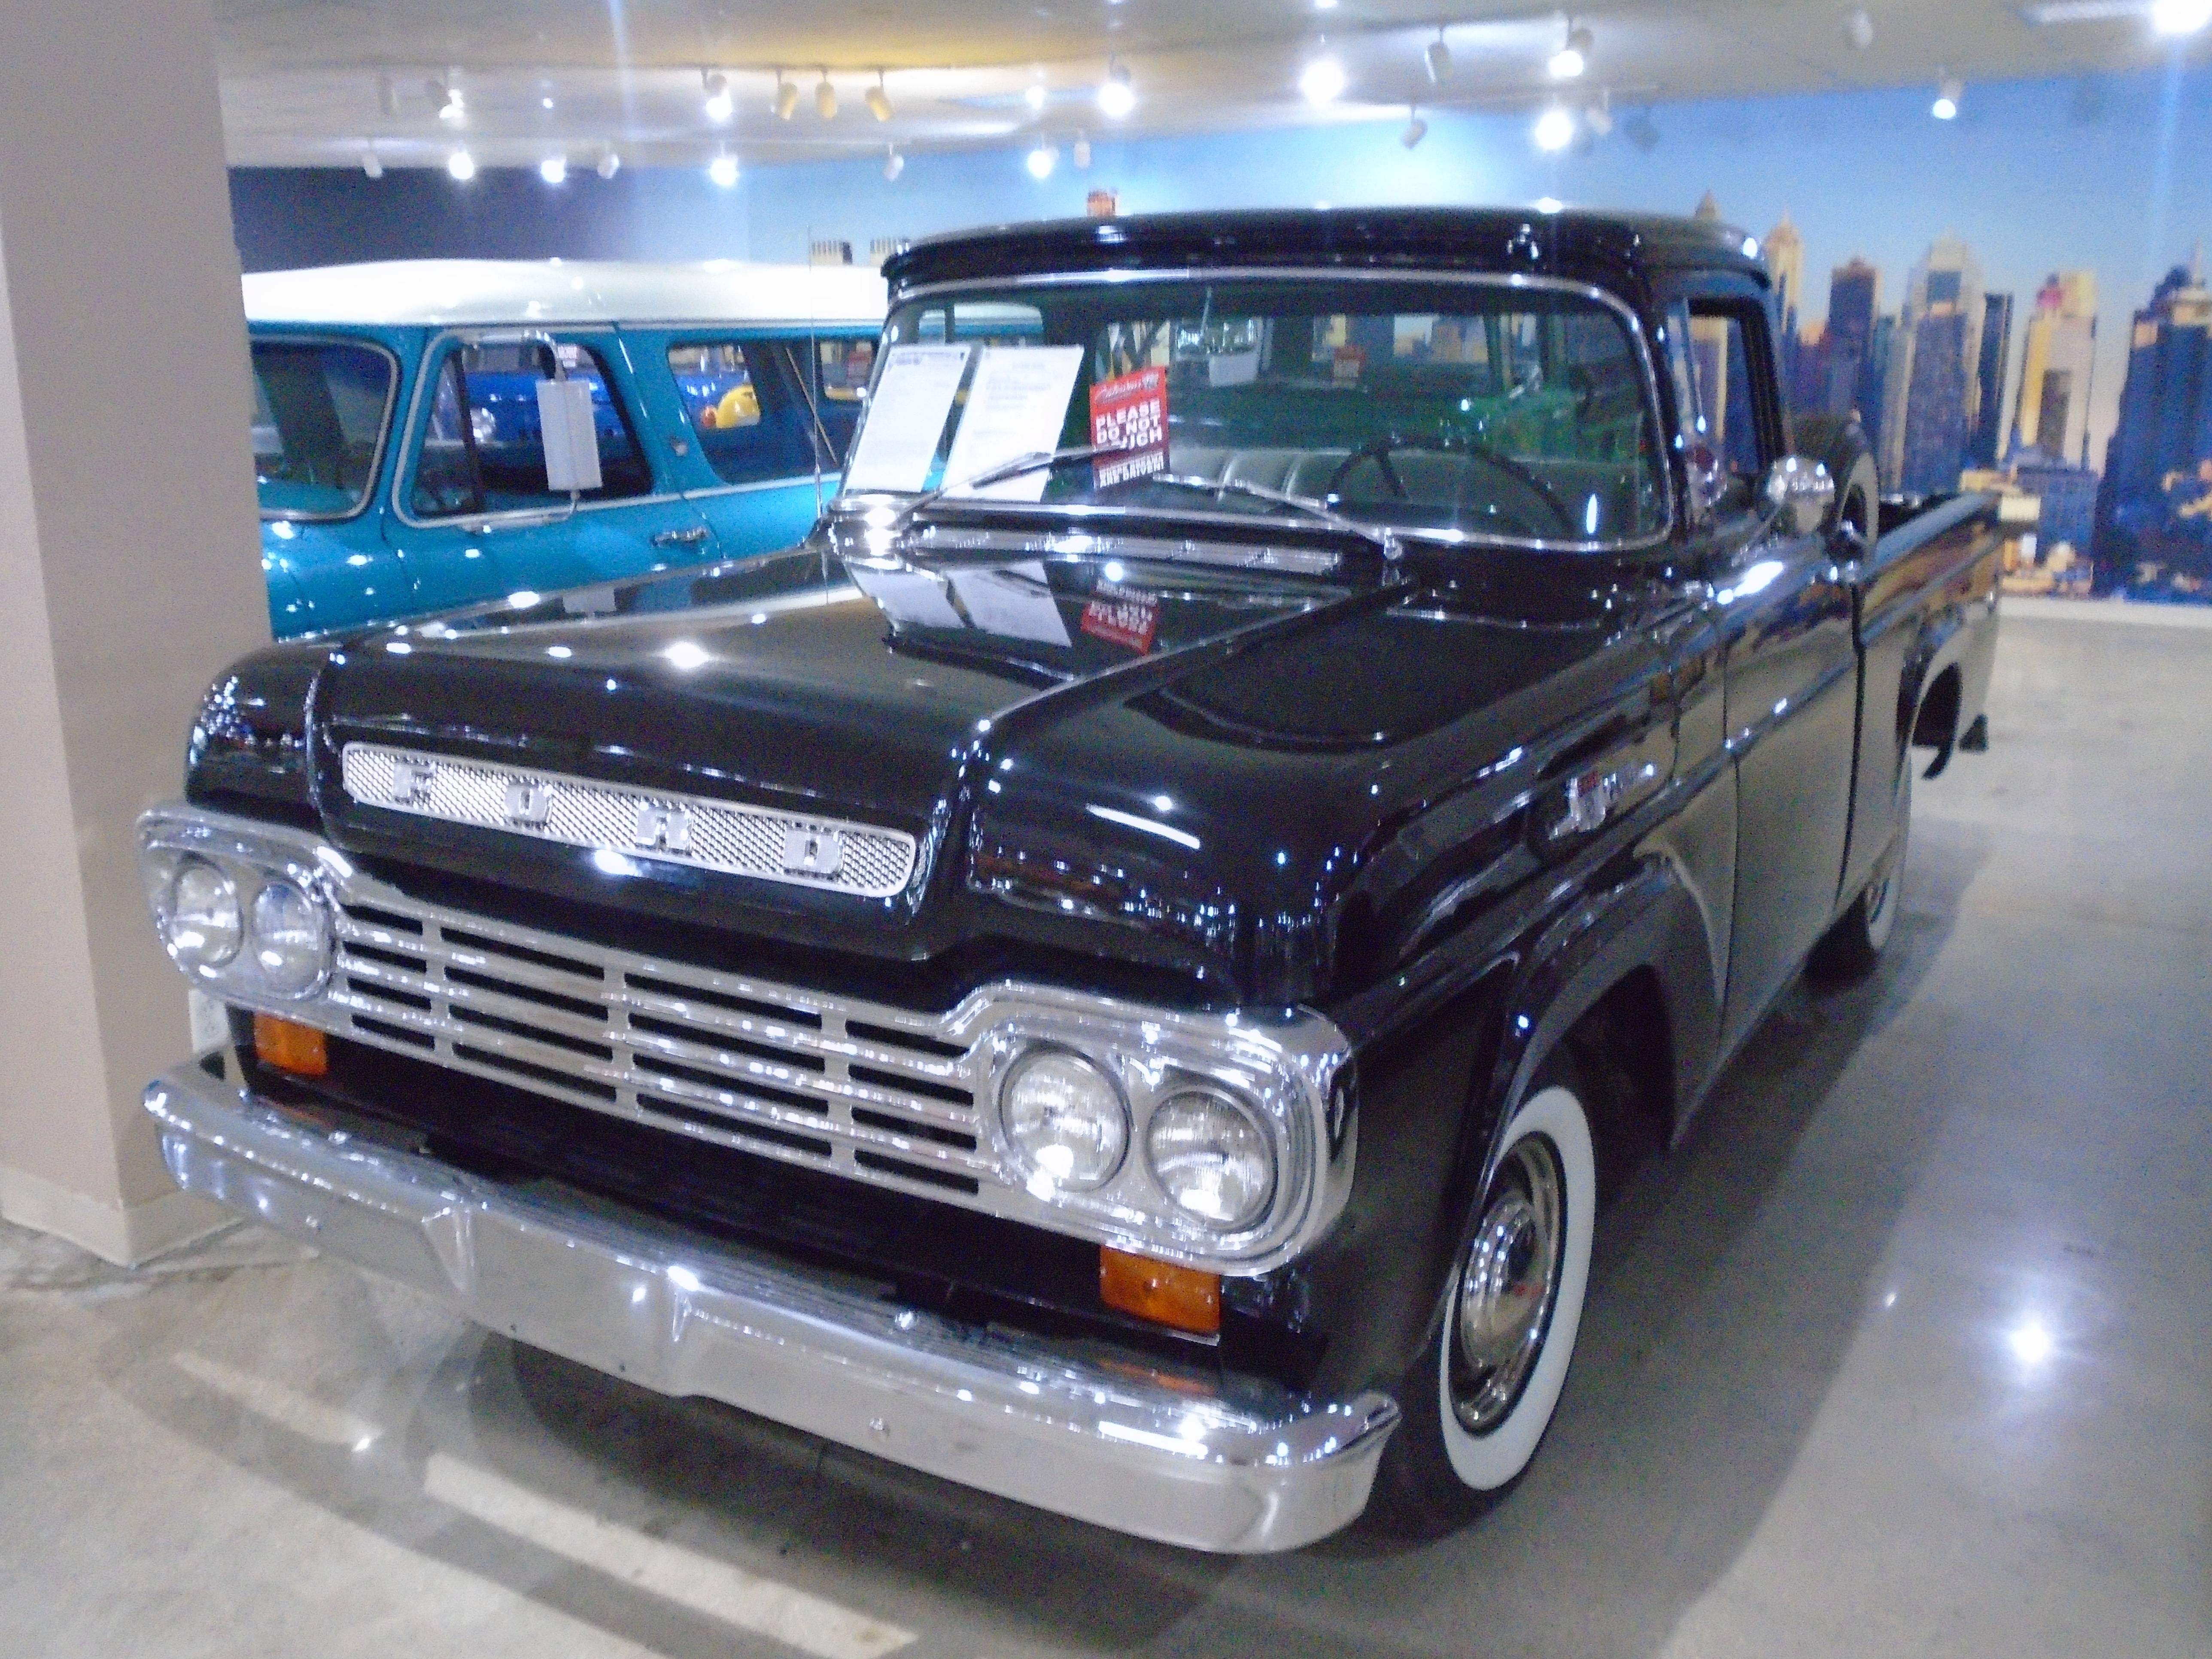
[1087,803,1201,850]
[663,641,710,670]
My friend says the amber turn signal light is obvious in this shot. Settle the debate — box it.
[1100,1247,1221,1336]
[252,1013,328,1079]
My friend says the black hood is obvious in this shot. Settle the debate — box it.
[190,539,1645,1007]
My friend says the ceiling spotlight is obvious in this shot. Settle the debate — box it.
[1847,8,1876,49]
[709,149,740,187]
[884,144,905,182]
[541,94,555,110]
[1550,25,1594,80]
[703,70,733,123]
[1027,141,1059,179]
[597,146,621,179]
[1300,54,1347,106]
[1534,105,1577,151]
[1098,60,1136,118]
[432,80,466,124]
[1425,31,1452,83]
[1401,109,1429,149]
[1026,80,1048,112]
[539,154,568,185]
[2151,0,2212,34]
[774,71,799,121]
[1073,132,1093,169]
[1932,73,1963,120]
[360,149,384,179]
[867,72,894,121]
[816,73,838,119]
[445,148,476,181]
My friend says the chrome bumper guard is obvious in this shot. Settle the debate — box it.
[146,1058,1398,1554]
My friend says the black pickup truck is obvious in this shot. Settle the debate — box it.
[139,207,1999,1553]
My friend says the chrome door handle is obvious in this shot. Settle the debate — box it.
[651,527,711,548]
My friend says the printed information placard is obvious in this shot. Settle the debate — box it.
[841,343,973,494]
[942,346,1087,500]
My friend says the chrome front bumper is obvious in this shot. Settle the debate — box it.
[146,1057,1398,1553]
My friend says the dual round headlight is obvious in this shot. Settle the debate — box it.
[162,859,330,997]
[166,859,243,972]
[999,1047,1276,1234]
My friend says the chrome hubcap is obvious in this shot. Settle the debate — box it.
[1451,1137,1565,1434]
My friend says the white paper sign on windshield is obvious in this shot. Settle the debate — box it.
[841,343,974,494]
[942,346,1087,501]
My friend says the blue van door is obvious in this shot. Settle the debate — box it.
[662,333,872,558]
[385,330,714,609]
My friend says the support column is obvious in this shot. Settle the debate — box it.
[0,0,270,1261]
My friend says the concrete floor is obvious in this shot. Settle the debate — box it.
[4,610,2208,1659]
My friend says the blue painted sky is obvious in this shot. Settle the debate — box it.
[743,61,2212,465]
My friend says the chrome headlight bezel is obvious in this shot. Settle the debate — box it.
[981,1003,1338,1264]
[141,819,338,1004]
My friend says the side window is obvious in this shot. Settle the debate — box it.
[668,340,816,486]
[409,340,652,520]
[811,336,878,466]
[1684,303,1774,517]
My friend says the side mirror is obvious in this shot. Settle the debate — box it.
[1763,456,1835,537]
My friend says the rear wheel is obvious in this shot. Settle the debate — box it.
[1365,1054,1598,1534]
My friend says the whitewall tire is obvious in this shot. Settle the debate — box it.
[1436,1083,1597,1491]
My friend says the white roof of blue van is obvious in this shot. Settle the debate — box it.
[241,258,887,328]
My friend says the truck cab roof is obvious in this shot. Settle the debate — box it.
[882,206,1771,300]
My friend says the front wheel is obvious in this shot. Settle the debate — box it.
[1810,763,1911,984]
[1365,1059,1598,1534]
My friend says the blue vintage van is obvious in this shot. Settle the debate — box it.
[245,259,886,636]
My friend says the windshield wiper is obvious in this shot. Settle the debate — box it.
[887,443,1134,538]
[1142,472,1401,561]
[882,445,1399,564]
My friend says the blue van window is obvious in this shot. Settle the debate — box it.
[410,340,652,519]
[669,340,815,486]
[252,340,394,519]
[811,337,877,466]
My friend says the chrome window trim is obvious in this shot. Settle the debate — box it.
[251,332,404,526]
[862,265,1677,556]
[684,473,838,501]
[389,325,670,532]
[139,804,1356,1276]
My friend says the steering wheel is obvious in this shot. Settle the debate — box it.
[1325,432,1580,538]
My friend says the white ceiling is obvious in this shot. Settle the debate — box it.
[216,0,2212,170]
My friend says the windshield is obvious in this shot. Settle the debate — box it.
[251,339,396,520]
[842,276,1667,546]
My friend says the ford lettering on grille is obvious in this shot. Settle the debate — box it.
[341,742,918,899]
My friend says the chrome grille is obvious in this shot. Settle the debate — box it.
[340,742,918,900]
[325,889,994,1200]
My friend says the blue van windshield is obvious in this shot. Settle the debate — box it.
[251,340,395,520]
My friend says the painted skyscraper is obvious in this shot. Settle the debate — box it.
[2090,249,2212,592]
[1969,292,2014,471]
[1817,257,1881,427]
[1882,236,1988,494]
[2011,272,2100,466]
